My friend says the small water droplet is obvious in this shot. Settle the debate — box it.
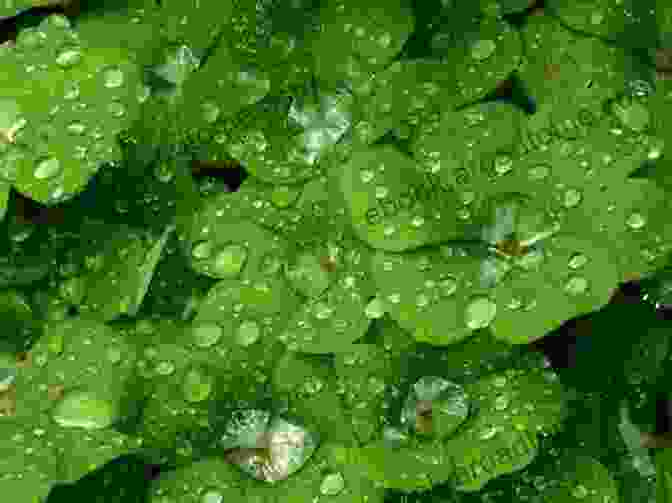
[320,472,345,496]
[103,66,125,88]
[471,39,496,60]
[564,276,588,295]
[236,320,261,346]
[562,188,582,208]
[213,244,248,276]
[55,48,82,68]
[568,252,588,269]
[626,212,646,230]
[464,296,497,329]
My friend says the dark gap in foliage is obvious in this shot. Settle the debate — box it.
[45,453,158,503]
[10,189,67,226]
[502,0,547,29]
[191,158,249,192]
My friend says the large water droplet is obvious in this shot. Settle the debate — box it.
[192,323,223,348]
[183,366,213,402]
[52,390,118,430]
[471,39,496,60]
[55,48,82,68]
[236,320,261,346]
[464,296,497,329]
[564,276,588,295]
[364,297,386,319]
[103,67,125,88]
[320,472,346,496]
[626,212,646,230]
[213,244,248,276]
[562,188,582,208]
[34,157,62,179]
[568,252,588,269]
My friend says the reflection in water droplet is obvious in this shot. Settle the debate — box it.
[464,296,497,329]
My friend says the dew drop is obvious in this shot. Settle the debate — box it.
[103,66,125,88]
[562,188,582,208]
[213,244,248,276]
[494,154,513,175]
[564,276,588,295]
[471,39,496,60]
[201,102,221,123]
[364,297,386,319]
[183,366,213,402]
[568,252,588,269]
[464,296,497,329]
[191,240,213,259]
[236,320,261,346]
[626,212,646,230]
[55,49,82,68]
[192,323,223,348]
[52,390,118,430]
[528,164,550,180]
[34,157,62,179]
[320,472,345,496]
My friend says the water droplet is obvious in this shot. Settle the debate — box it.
[626,212,646,230]
[192,323,222,348]
[52,390,118,430]
[494,154,513,175]
[320,472,346,496]
[201,102,220,123]
[528,164,550,180]
[494,394,509,411]
[471,39,496,60]
[201,489,224,503]
[479,426,498,440]
[572,484,589,498]
[364,297,386,319]
[155,360,175,375]
[55,48,82,68]
[213,244,248,276]
[192,240,213,259]
[66,122,86,135]
[103,66,125,88]
[568,252,588,269]
[236,320,261,346]
[34,157,62,179]
[614,102,650,132]
[565,276,588,295]
[439,277,458,297]
[183,366,213,402]
[375,186,389,199]
[464,296,497,329]
[562,188,582,208]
